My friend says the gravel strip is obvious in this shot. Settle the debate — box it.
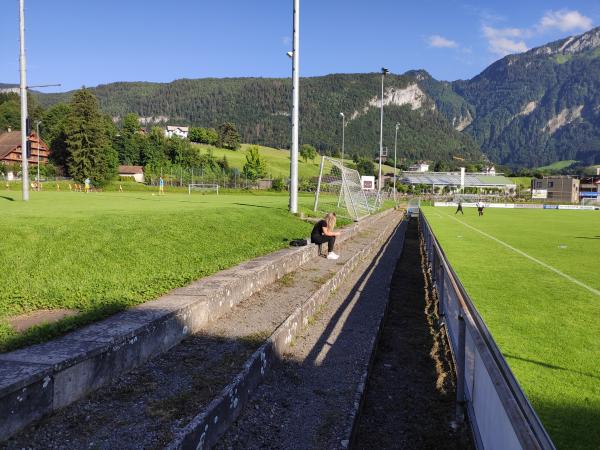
[4,214,397,450]
[215,217,407,450]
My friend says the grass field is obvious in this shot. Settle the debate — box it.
[536,160,578,171]
[423,206,600,450]
[193,143,397,179]
[0,190,324,352]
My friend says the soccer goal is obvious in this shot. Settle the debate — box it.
[313,156,372,221]
[188,183,219,195]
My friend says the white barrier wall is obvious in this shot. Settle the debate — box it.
[434,202,597,210]
[420,213,555,450]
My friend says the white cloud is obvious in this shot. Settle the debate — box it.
[427,35,458,48]
[538,10,593,33]
[482,26,529,56]
[481,9,593,58]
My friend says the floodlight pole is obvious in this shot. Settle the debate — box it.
[394,122,399,202]
[289,0,300,214]
[340,112,345,166]
[378,68,389,193]
[19,0,29,201]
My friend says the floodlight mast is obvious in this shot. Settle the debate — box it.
[288,0,300,214]
[19,0,29,201]
[340,112,345,167]
[378,67,389,193]
[394,122,400,202]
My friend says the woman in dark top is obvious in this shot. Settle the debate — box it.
[311,212,341,260]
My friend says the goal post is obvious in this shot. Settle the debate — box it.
[313,156,373,221]
[188,183,219,195]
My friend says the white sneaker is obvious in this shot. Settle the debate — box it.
[327,252,340,260]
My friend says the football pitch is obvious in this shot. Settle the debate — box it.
[0,190,316,352]
[422,206,600,450]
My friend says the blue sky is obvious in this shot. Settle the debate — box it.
[0,0,599,92]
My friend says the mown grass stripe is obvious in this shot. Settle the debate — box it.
[444,214,600,298]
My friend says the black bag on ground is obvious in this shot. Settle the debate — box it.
[289,238,308,247]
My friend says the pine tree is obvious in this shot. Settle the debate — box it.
[243,145,267,180]
[218,122,241,150]
[65,89,118,185]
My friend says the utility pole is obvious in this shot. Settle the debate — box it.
[340,112,345,166]
[378,67,389,193]
[394,122,399,202]
[19,0,29,201]
[35,120,41,189]
[289,0,300,214]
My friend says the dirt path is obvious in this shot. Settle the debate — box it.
[215,219,407,450]
[4,213,400,450]
[352,218,473,449]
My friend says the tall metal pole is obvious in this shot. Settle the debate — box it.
[36,120,41,190]
[289,0,300,214]
[394,122,399,203]
[340,112,345,166]
[19,0,29,201]
[378,68,388,193]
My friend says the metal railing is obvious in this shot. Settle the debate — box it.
[419,211,555,450]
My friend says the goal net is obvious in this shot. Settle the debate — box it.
[188,183,219,195]
[313,156,373,221]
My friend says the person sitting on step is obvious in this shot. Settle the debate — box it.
[311,212,341,260]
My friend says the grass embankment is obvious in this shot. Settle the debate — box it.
[192,143,397,179]
[536,160,578,171]
[0,190,316,352]
[423,206,600,450]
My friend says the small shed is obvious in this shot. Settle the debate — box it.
[118,165,144,183]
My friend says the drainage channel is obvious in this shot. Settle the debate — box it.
[4,212,401,450]
[351,218,473,449]
[213,218,408,450]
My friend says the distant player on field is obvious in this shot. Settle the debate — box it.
[477,201,484,216]
[158,176,165,195]
[84,178,91,193]
[455,201,464,215]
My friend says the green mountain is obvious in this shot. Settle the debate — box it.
[32,74,481,163]
[445,26,600,167]
[17,26,600,168]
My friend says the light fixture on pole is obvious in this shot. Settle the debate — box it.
[339,112,345,166]
[35,120,41,190]
[288,0,300,214]
[394,122,400,202]
[19,0,29,201]
[378,67,389,193]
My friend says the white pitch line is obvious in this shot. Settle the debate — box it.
[445,214,600,298]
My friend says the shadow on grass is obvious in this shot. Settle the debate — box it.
[232,202,280,210]
[504,353,600,381]
[0,196,15,202]
[575,236,600,240]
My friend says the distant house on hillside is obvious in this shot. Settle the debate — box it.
[0,130,49,168]
[408,162,429,172]
[165,125,189,139]
[118,165,144,183]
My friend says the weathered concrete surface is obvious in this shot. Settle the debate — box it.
[0,209,393,441]
[167,211,404,450]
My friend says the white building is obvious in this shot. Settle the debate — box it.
[408,162,429,172]
[165,125,189,139]
[485,166,496,176]
[118,165,145,183]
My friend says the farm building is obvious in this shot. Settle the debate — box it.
[400,171,516,194]
[165,125,189,139]
[0,130,49,166]
[118,165,144,183]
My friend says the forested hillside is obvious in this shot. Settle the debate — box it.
[33,74,482,163]
[11,26,600,167]
[447,26,600,166]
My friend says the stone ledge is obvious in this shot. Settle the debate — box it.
[0,208,393,441]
